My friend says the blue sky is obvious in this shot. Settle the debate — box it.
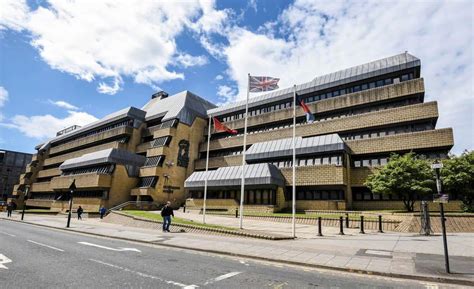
[0,0,472,154]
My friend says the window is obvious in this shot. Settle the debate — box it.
[354,160,361,167]
[144,156,165,167]
[62,164,115,176]
[353,85,361,92]
[152,136,172,147]
[376,80,384,87]
[362,160,370,167]
[369,82,376,89]
[138,177,158,188]
[322,157,329,165]
[401,74,409,81]
[385,78,392,85]
[361,84,368,90]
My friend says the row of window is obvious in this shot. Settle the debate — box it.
[288,189,345,201]
[30,190,108,200]
[213,98,420,140]
[189,189,277,205]
[143,156,165,167]
[340,123,434,141]
[352,152,448,168]
[138,176,158,188]
[268,155,344,168]
[148,119,178,131]
[62,164,115,176]
[219,72,415,123]
[53,119,134,147]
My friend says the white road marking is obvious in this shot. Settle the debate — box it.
[0,231,15,237]
[0,254,12,269]
[78,242,141,252]
[422,283,439,289]
[89,259,197,288]
[27,240,64,252]
[365,250,392,256]
[204,271,242,285]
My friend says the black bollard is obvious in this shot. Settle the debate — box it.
[378,215,383,233]
[183,205,186,213]
[345,213,349,228]
[360,216,365,234]
[339,216,344,235]
[235,207,238,218]
[317,217,323,236]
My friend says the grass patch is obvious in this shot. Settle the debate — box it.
[122,210,237,231]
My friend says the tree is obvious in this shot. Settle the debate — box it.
[441,150,474,212]
[365,153,435,212]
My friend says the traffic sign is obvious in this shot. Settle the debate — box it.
[431,163,443,169]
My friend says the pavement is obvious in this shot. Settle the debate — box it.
[1,212,473,287]
[1,220,464,289]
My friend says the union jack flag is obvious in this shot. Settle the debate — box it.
[249,75,280,92]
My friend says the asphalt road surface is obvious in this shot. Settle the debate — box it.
[0,220,463,289]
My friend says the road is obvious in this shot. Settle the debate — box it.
[0,220,463,289]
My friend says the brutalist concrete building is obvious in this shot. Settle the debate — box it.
[13,52,456,212]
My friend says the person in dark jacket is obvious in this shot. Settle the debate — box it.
[6,202,13,217]
[161,201,174,232]
[99,206,107,219]
[77,206,83,220]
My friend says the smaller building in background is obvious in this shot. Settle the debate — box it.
[0,149,32,202]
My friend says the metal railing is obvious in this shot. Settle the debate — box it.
[107,201,153,213]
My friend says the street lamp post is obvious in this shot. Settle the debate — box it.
[66,180,76,228]
[432,160,450,274]
[21,185,30,221]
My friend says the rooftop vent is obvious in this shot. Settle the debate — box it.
[151,91,169,100]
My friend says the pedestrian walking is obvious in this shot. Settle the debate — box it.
[161,201,174,232]
[77,206,83,220]
[99,206,107,219]
[6,202,13,217]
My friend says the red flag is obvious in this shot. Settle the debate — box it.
[213,117,238,134]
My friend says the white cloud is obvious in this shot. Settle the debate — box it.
[216,85,237,104]
[0,0,225,94]
[4,110,98,139]
[175,53,208,68]
[214,0,473,153]
[48,99,79,111]
[0,0,29,31]
[0,87,9,107]
[215,74,223,80]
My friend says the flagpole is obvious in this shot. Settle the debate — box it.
[292,84,297,238]
[239,73,250,229]
[202,115,212,224]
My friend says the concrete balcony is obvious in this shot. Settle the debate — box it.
[50,173,112,190]
[280,165,347,186]
[153,127,176,139]
[49,126,133,155]
[25,199,53,208]
[350,167,377,186]
[37,168,61,178]
[136,141,153,154]
[216,78,425,131]
[44,141,125,166]
[194,155,242,170]
[139,166,162,177]
[146,146,170,157]
[130,187,154,196]
[201,101,439,152]
[346,128,454,155]
[31,182,52,192]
